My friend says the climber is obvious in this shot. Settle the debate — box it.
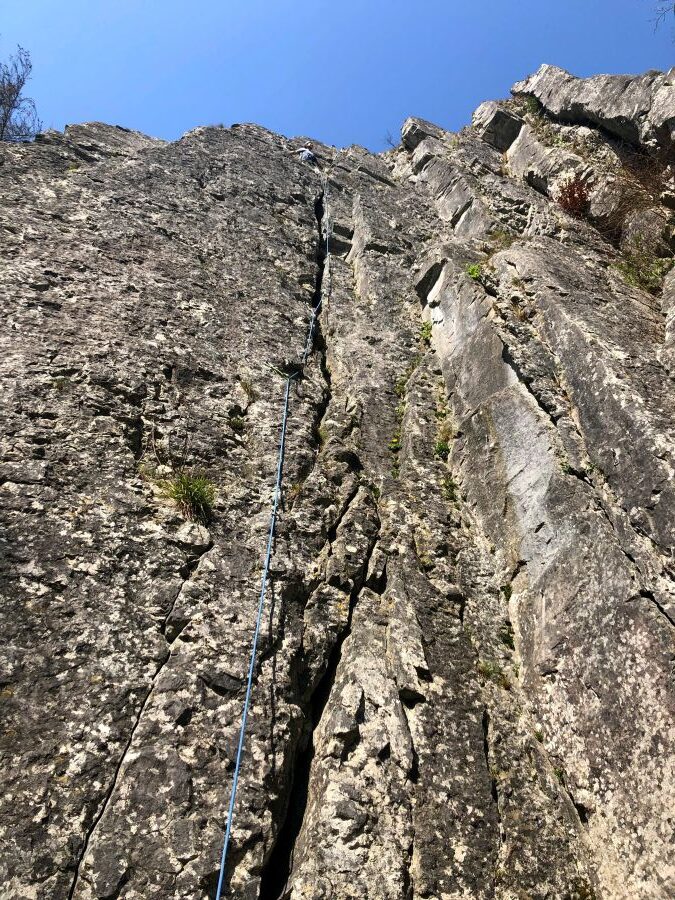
[293,143,318,165]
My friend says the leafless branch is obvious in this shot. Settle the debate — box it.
[0,43,42,142]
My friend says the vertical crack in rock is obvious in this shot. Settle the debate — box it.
[66,544,212,899]
[258,522,381,900]
[481,708,500,827]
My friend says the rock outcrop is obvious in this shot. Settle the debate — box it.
[1,67,674,900]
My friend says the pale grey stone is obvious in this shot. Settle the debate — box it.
[1,66,674,900]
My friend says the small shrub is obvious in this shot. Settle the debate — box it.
[556,174,589,218]
[315,425,328,447]
[161,471,215,523]
[229,415,245,434]
[534,728,544,743]
[437,419,453,445]
[441,474,458,502]
[419,321,432,346]
[434,440,450,460]
[418,553,434,572]
[553,766,566,785]
[523,95,542,116]
[499,621,515,650]
[466,263,483,281]
[388,428,402,454]
[240,378,258,402]
[477,659,511,690]
[615,236,672,294]
[394,357,420,398]
[490,228,517,250]
[287,482,303,501]
[501,583,513,602]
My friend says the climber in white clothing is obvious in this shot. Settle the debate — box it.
[293,143,318,164]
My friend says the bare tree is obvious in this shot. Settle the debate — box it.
[0,45,42,142]
[654,2,675,29]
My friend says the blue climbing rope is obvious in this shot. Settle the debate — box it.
[214,373,294,900]
[214,173,331,899]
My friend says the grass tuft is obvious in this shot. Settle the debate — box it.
[160,471,215,523]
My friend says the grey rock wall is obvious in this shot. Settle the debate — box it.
[1,66,673,900]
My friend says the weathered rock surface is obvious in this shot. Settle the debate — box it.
[513,64,675,150]
[1,67,673,900]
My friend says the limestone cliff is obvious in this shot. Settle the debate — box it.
[1,65,674,900]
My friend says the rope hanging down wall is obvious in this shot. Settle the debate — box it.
[214,172,331,900]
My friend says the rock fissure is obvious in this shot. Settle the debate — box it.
[66,651,175,900]
[258,511,381,900]
[65,542,213,900]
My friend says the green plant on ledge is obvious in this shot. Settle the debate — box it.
[466,263,483,282]
[160,471,215,523]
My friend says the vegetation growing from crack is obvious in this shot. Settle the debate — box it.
[441,474,458,502]
[499,621,515,650]
[419,320,432,346]
[137,423,216,523]
[488,228,518,251]
[239,376,258,402]
[228,414,246,434]
[556,174,590,218]
[434,414,453,461]
[477,659,511,690]
[160,471,215,523]
[394,357,421,398]
[434,439,450,460]
[500,583,513,601]
[615,236,672,293]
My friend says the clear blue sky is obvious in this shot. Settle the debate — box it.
[3,1,673,151]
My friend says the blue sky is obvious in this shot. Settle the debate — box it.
[3,1,673,151]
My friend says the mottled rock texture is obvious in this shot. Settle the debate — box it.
[1,67,674,900]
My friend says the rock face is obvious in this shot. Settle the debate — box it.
[1,68,674,900]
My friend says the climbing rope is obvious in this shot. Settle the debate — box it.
[214,170,331,899]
